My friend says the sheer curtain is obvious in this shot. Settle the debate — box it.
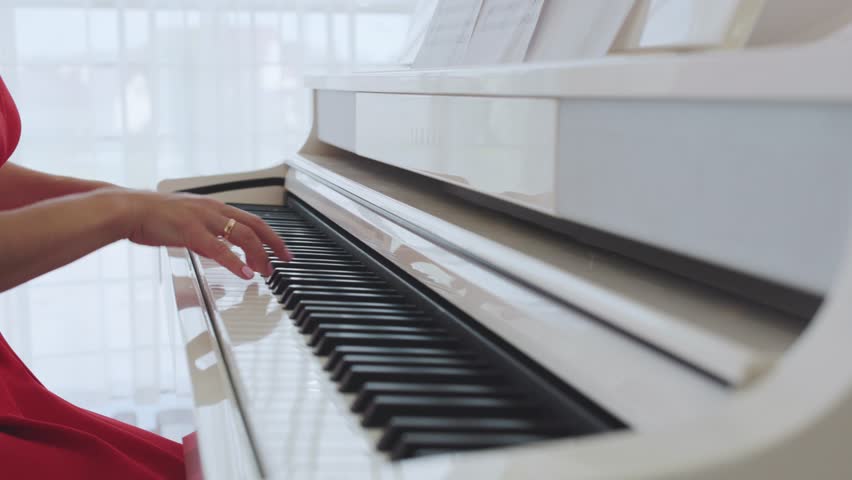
[0,0,415,440]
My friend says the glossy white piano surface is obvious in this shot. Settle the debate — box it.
[163,247,261,480]
[160,4,852,479]
[310,23,852,296]
[165,162,852,479]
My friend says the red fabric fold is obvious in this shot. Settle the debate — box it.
[0,332,186,479]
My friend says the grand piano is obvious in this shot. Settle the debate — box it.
[158,3,852,479]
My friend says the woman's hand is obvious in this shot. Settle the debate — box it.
[116,190,292,279]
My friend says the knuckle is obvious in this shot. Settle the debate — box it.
[243,214,266,232]
[248,213,265,227]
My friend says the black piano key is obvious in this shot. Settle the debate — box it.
[265,225,318,231]
[292,301,419,325]
[391,433,551,460]
[275,233,328,240]
[300,313,430,334]
[270,241,335,249]
[281,283,392,294]
[361,395,540,428]
[284,292,407,311]
[269,269,377,289]
[324,346,469,371]
[263,214,309,220]
[274,261,366,271]
[331,355,483,381]
[262,216,309,222]
[300,306,424,321]
[270,272,381,292]
[269,233,324,240]
[268,252,349,262]
[315,333,459,357]
[409,449,453,458]
[279,237,337,244]
[308,324,447,347]
[276,252,356,262]
[273,278,387,296]
[293,306,419,327]
[279,240,339,248]
[268,246,347,254]
[273,262,365,273]
[276,235,327,241]
[274,229,326,236]
[378,417,567,451]
[281,285,397,308]
[268,224,317,231]
[230,203,286,211]
[228,201,620,461]
[262,213,305,218]
[276,276,386,286]
[273,274,379,286]
[271,267,372,277]
[351,382,513,413]
[272,235,331,243]
[338,365,499,393]
[259,219,301,225]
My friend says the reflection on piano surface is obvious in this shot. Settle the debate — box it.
[159,3,852,479]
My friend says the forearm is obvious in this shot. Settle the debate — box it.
[0,189,130,292]
[0,162,117,210]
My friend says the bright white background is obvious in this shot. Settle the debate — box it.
[0,0,416,441]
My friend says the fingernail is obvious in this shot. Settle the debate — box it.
[241,266,254,279]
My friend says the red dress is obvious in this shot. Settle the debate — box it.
[0,76,186,479]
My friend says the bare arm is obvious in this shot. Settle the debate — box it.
[0,190,127,291]
[0,189,292,293]
[0,162,114,210]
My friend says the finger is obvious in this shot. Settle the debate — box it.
[192,231,254,280]
[222,220,272,276]
[222,205,293,262]
[203,213,269,274]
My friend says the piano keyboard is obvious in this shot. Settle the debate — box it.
[228,198,623,460]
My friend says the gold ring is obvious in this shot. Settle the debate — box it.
[223,218,237,240]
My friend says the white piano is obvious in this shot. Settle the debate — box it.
[159,3,852,479]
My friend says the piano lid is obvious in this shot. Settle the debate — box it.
[305,29,852,101]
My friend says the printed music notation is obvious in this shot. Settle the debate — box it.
[413,0,484,68]
[410,0,635,67]
[465,0,545,64]
[413,0,545,68]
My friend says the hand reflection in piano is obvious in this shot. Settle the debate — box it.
[179,278,284,407]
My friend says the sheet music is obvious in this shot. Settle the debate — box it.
[637,0,759,49]
[465,0,545,65]
[398,0,441,65]
[411,0,634,67]
[413,0,484,68]
[526,0,636,61]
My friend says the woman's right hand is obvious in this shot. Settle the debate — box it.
[110,189,292,279]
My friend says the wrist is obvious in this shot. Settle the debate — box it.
[91,188,138,240]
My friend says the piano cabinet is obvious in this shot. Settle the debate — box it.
[158,19,852,480]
